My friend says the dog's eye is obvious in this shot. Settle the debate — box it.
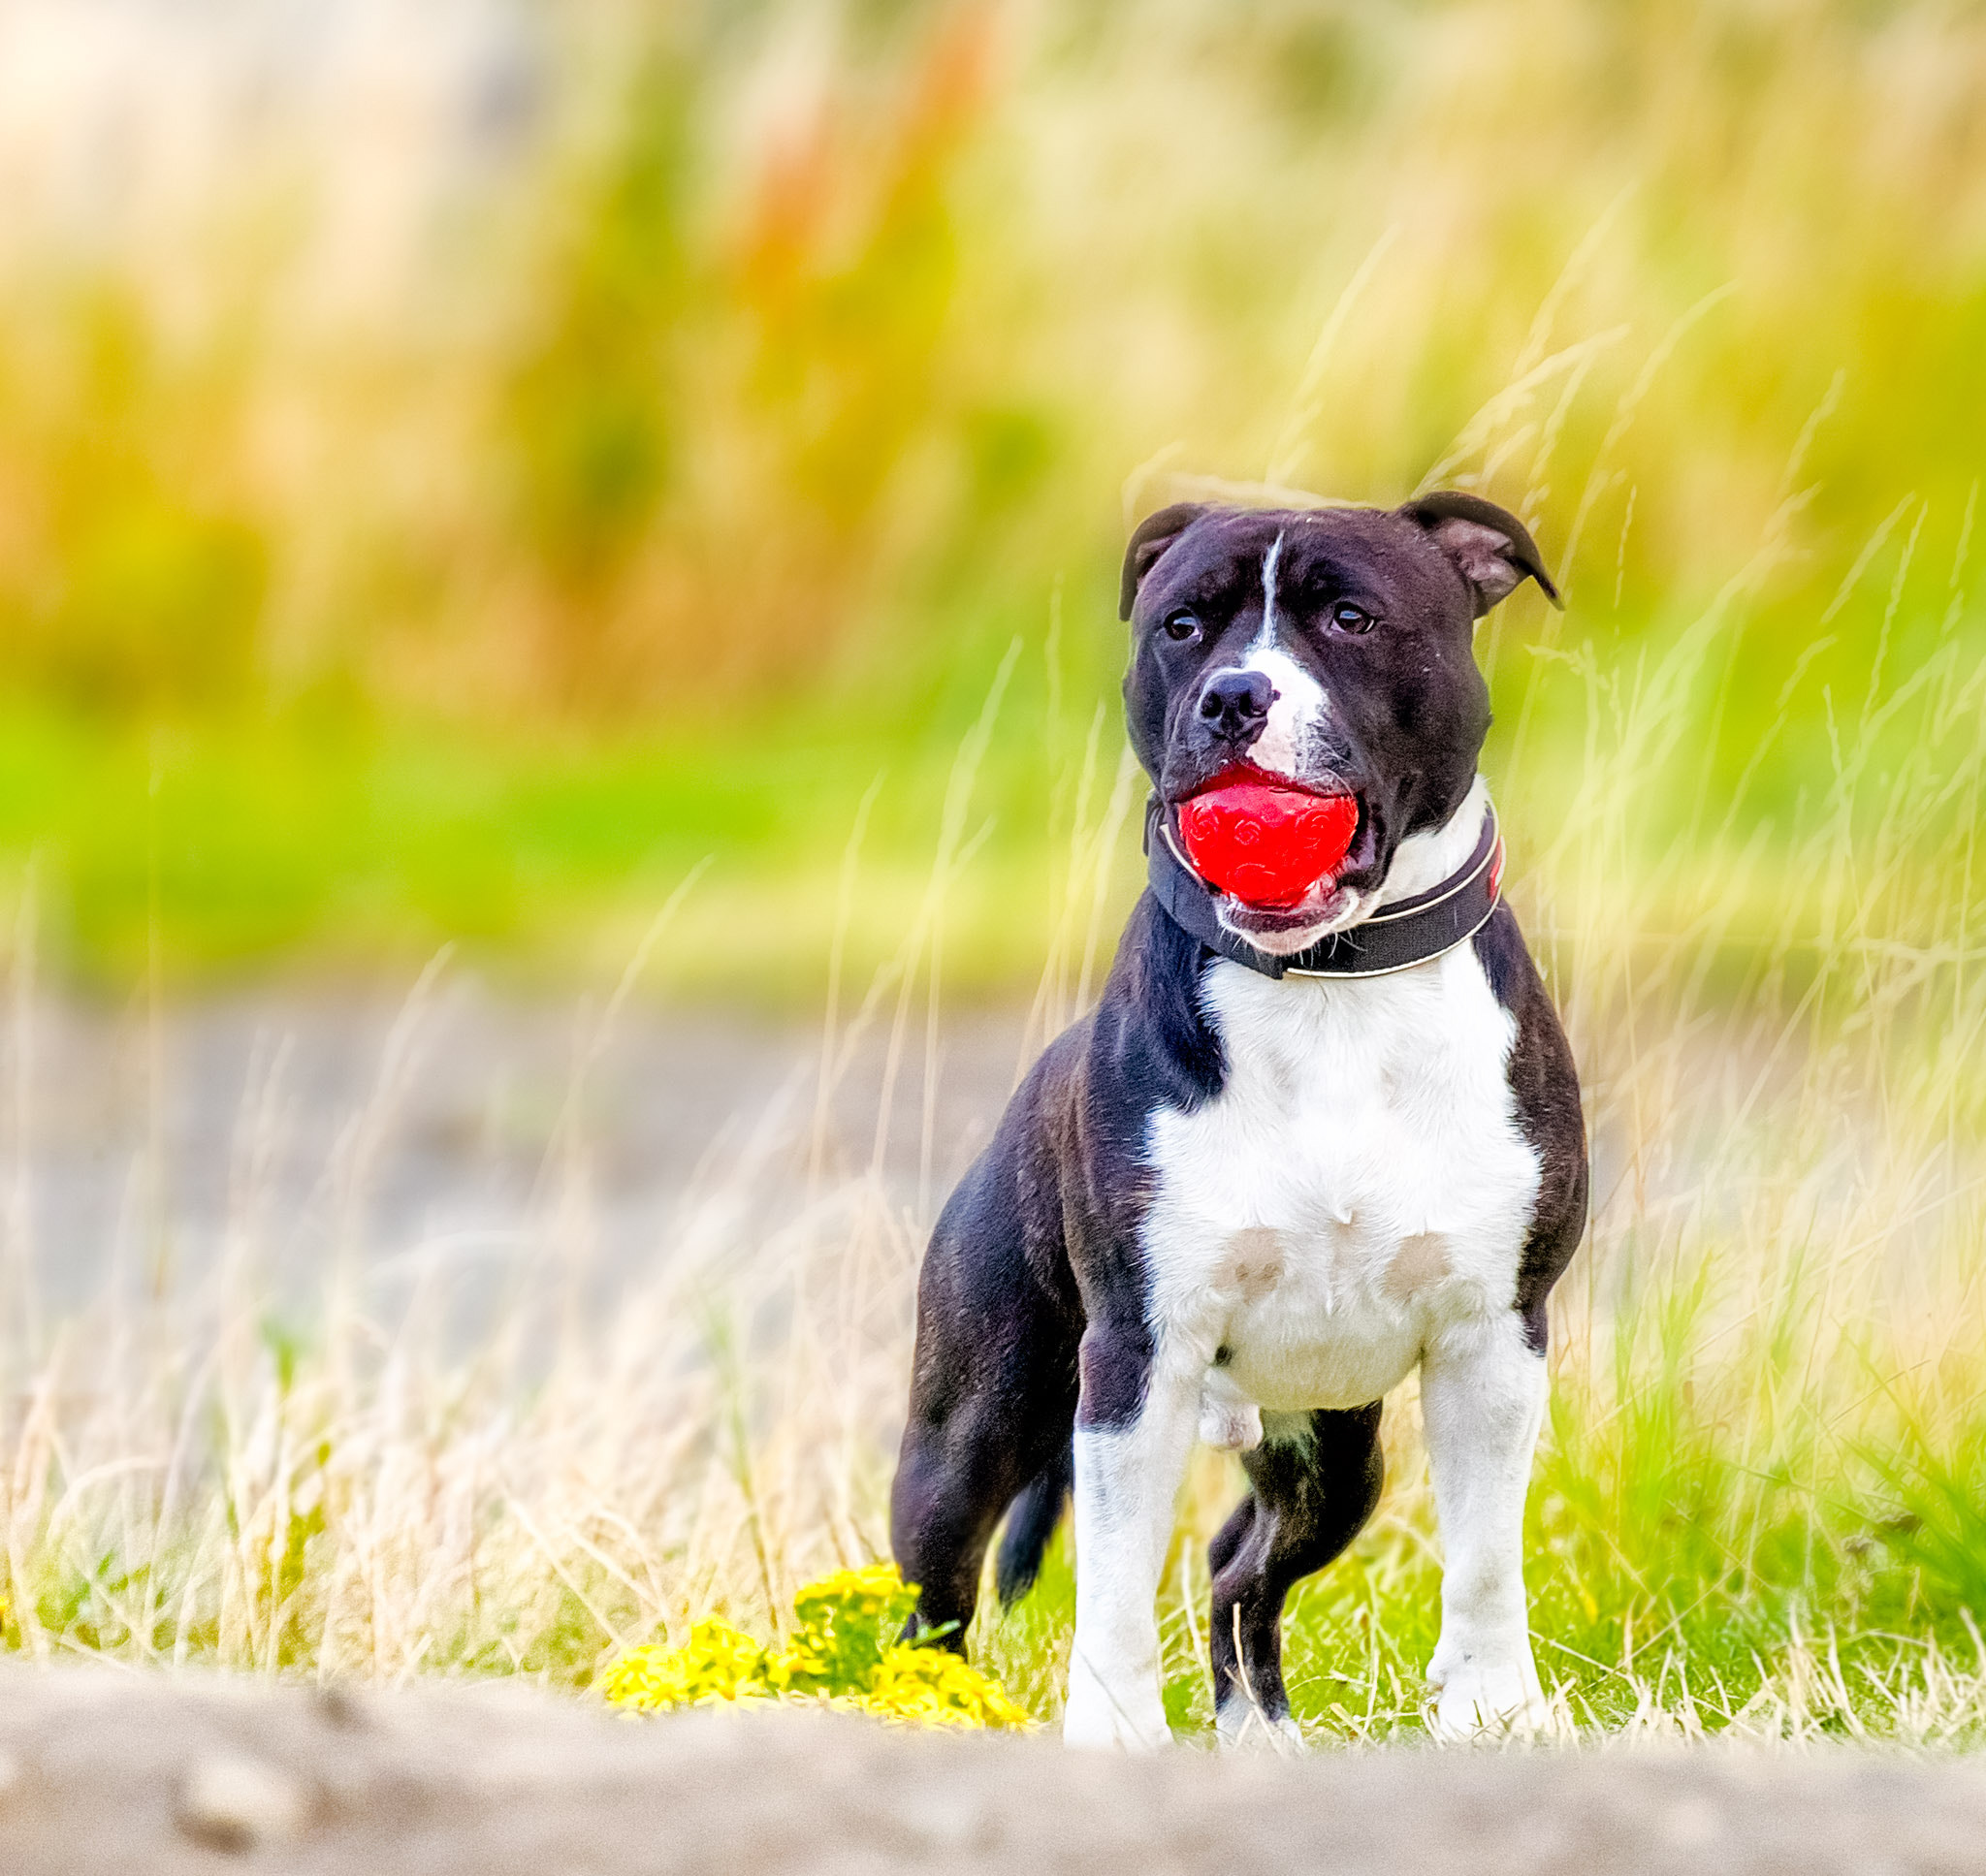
[1161,609,1201,642]
[1329,601,1376,634]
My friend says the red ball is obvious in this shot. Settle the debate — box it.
[1177,780,1358,907]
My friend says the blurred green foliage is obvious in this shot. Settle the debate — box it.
[0,0,1980,987]
[505,57,692,618]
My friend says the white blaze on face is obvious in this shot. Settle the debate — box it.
[1239,531,1329,779]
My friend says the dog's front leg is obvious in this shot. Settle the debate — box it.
[1419,1312,1552,1739]
[1064,1320,1199,1750]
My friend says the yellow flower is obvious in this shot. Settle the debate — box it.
[861,1640,1032,1730]
[599,1563,1031,1730]
[599,1616,772,1712]
[792,1561,916,1630]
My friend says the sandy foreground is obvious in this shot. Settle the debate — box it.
[0,1666,1981,1874]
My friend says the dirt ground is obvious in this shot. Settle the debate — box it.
[1,1664,1983,1875]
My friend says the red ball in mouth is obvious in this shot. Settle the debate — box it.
[1176,778,1359,908]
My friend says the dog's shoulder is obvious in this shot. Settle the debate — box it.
[1470,900,1587,1346]
[975,894,1224,1283]
[1468,899,1584,1163]
[1087,892,1226,1116]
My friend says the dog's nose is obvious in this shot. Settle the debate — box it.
[1198,669,1275,740]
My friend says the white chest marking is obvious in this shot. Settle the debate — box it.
[1139,943,1541,1414]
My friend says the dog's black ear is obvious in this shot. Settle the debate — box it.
[1399,492,1563,617]
[1119,503,1207,620]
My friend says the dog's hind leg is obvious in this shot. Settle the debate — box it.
[1208,1401,1384,1746]
[995,1437,1073,1606]
[890,1162,1079,1650]
[892,1363,1076,1649]
[892,1394,1038,1649]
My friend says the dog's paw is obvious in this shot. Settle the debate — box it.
[1063,1660,1171,1751]
[1215,1700,1304,1753]
[1425,1655,1549,1741]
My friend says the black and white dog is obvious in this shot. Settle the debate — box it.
[890,493,1587,1747]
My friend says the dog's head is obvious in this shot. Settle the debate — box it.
[1120,493,1559,954]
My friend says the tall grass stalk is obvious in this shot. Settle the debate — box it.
[0,592,1983,1747]
[1,0,1983,1738]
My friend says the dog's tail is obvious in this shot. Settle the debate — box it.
[994,1440,1073,1606]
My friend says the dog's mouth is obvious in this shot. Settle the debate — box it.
[1167,765,1377,948]
[1168,761,1355,811]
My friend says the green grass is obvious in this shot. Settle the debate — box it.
[1,0,1985,1751]
[2,594,1984,1748]
[0,677,1090,999]
[4,474,1977,1009]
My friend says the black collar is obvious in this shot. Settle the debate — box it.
[1143,793,1504,980]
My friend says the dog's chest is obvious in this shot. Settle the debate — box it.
[1139,947,1540,1412]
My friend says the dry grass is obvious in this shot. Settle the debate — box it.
[0,0,1982,1749]
[1,579,1983,1747]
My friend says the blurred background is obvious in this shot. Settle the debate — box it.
[2,0,1986,1712]
[0,0,1979,1002]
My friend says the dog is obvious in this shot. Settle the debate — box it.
[890,493,1587,1747]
